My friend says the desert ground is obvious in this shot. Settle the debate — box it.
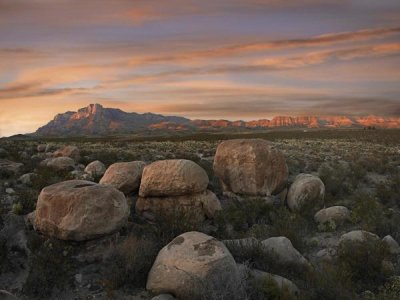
[1,129,400,300]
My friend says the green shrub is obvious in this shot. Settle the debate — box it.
[103,235,160,289]
[337,235,389,290]
[11,202,23,215]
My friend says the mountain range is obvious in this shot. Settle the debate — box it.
[35,104,400,136]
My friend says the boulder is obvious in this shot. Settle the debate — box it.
[139,160,209,197]
[84,160,106,177]
[339,230,379,246]
[34,180,129,241]
[18,173,37,186]
[37,144,47,153]
[136,190,221,222]
[237,264,299,299]
[213,139,288,196]
[147,231,240,299]
[261,236,310,269]
[287,173,325,212]
[54,145,80,161]
[382,235,400,255]
[46,156,75,171]
[100,161,146,194]
[314,206,350,230]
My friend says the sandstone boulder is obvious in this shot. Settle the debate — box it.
[261,236,310,269]
[100,161,146,194]
[213,139,288,196]
[136,190,221,222]
[287,173,325,212]
[54,145,80,161]
[46,156,75,171]
[84,160,106,178]
[34,180,129,241]
[147,231,240,299]
[139,160,209,197]
[314,206,350,230]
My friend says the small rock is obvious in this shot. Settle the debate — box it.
[54,145,80,161]
[46,156,75,171]
[84,160,106,178]
[18,173,37,186]
[37,144,47,153]
[5,188,15,195]
[314,206,350,230]
[151,294,176,300]
[75,273,83,284]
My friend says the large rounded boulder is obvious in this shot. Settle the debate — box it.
[287,173,325,212]
[100,161,146,194]
[139,160,209,197]
[213,139,288,196]
[147,231,240,299]
[34,180,129,241]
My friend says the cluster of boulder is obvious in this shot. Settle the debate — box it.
[8,138,393,299]
[136,160,221,223]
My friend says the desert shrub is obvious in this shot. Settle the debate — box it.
[103,235,160,289]
[302,262,355,300]
[0,168,13,179]
[351,192,385,232]
[375,276,400,300]
[214,198,272,237]
[31,166,72,190]
[318,162,352,202]
[11,202,23,215]
[337,235,389,290]
[13,189,38,215]
[23,236,74,298]
[268,206,310,252]
[246,274,295,300]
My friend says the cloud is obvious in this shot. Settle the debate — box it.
[129,27,400,65]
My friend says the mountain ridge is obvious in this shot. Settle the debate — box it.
[35,104,400,136]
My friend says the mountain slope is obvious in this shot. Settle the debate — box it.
[35,104,400,136]
[36,104,191,136]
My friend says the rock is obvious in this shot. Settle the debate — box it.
[0,159,24,176]
[45,143,57,153]
[382,235,400,255]
[140,159,209,197]
[37,144,47,152]
[261,236,310,269]
[46,156,75,171]
[0,290,19,300]
[213,139,288,196]
[151,295,176,300]
[314,206,350,230]
[339,230,379,246]
[34,180,129,241]
[237,264,299,298]
[287,173,325,212]
[75,273,83,284]
[5,188,15,195]
[136,190,221,222]
[54,145,80,161]
[84,160,106,177]
[18,173,37,186]
[100,161,146,194]
[147,231,240,299]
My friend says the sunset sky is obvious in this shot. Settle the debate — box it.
[0,0,400,136]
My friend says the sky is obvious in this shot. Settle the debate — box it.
[0,0,400,136]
